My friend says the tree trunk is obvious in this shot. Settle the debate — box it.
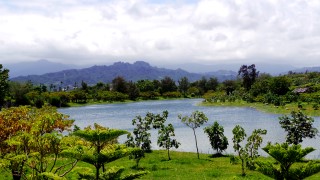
[192,128,200,159]
[167,148,171,160]
[12,171,21,180]
[95,165,100,180]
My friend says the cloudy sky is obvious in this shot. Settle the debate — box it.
[1,0,320,67]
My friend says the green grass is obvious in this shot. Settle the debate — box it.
[2,150,320,179]
[202,101,320,116]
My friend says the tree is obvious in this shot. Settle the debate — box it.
[179,111,208,159]
[0,64,9,108]
[257,143,320,180]
[204,121,228,155]
[0,105,76,180]
[245,129,267,169]
[279,111,318,145]
[178,77,189,97]
[222,80,237,95]
[126,111,168,168]
[269,76,291,96]
[232,125,247,176]
[127,81,140,100]
[160,76,177,94]
[157,123,180,160]
[112,76,127,93]
[238,64,259,91]
[206,77,219,91]
[73,124,147,180]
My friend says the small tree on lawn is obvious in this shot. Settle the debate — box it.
[157,123,180,160]
[232,125,247,176]
[179,111,208,159]
[257,142,320,180]
[204,121,228,156]
[73,124,147,180]
[279,111,318,145]
[245,129,267,169]
[126,111,168,168]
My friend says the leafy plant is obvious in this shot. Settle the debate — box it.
[179,111,208,159]
[157,124,180,160]
[279,111,318,145]
[204,121,228,155]
[232,125,247,176]
[257,142,320,180]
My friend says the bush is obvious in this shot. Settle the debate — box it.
[162,91,182,98]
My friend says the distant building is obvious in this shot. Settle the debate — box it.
[293,87,309,94]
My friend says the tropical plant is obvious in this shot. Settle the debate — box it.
[257,142,320,180]
[73,123,146,180]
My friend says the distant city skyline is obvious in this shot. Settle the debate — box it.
[1,0,320,67]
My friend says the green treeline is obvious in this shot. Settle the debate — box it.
[1,64,320,110]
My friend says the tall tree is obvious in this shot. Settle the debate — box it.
[160,76,177,94]
[238,64,259,91]
[112,76,127,93]
[179,111,208,159]
[279,111,318,145]
[206,77,219,91]
[0,64,9,108]
[178,77,190,97]
[127,81,140,100]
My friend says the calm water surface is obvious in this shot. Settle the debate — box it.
[59,99,320,158]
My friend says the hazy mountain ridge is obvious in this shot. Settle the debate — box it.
[10,61,237,85]
[4,59,81,78]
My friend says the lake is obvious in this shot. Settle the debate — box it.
[59,98,320,159]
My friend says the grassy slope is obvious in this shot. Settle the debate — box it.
[1,150,320,179]
[202,101,320,117]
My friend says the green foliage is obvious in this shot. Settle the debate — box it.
[257,142,320,180]
[238,64,259,91]
[0,64,9,108]
[245,129,267,170]
[179,111,208,159]
[126,111,168,168]
[232,125,248,176]
[204,121,228,155]
[279,111,318,145]
[73,124,139,180]
[157,124,180,160]
[0,105,76,180]
[178,77,190,97]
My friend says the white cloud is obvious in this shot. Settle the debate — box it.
[0,0,320,67]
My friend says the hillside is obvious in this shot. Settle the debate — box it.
[11,61,237,86]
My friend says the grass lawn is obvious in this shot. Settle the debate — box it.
[2,150,320,179]
[202,101,320,117]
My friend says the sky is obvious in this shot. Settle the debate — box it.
[0,0,320,67]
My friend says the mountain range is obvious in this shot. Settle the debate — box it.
[10,61,237,86]
[7,60,320,86]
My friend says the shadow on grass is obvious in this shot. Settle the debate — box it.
[208,153,229,158]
